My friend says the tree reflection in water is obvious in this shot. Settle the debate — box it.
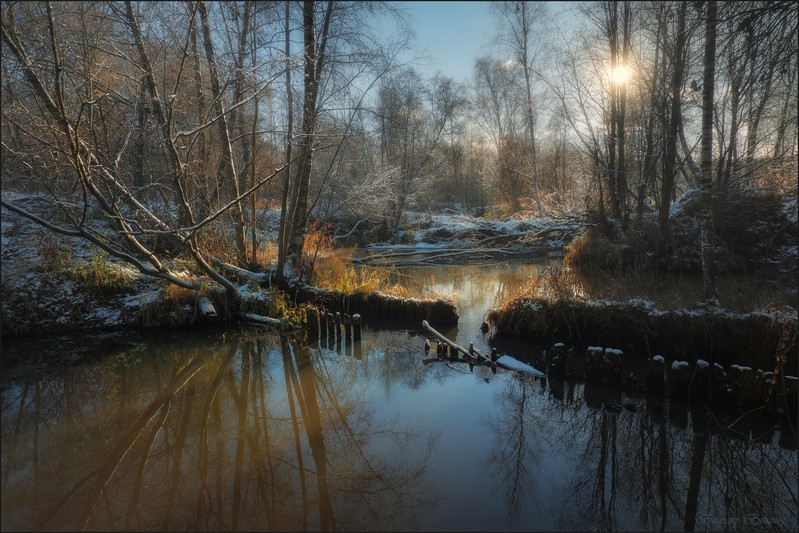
[1,327,796,532]
[0,331,437,531]
[483,375,797,532]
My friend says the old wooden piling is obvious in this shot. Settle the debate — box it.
[585,346,604,383]
[689,359,711,400]
[422,320,492,366]
[334,312,342,338]
[602,348,623,386]
[646,355,667,395]
[353,314,362,340]
[669,360,691,398]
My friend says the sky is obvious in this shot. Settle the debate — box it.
[395,1,574,85]
[397,1,496,84]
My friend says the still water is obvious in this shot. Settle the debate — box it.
[2,261,797,531]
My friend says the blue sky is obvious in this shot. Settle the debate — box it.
[397,1,496,83]
[396,1,573,84]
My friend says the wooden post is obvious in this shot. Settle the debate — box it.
[586,346,603,383]
[646,355,667,395]
[308,307,319,339]
[318,310,326,338]
[344,313,352,341]
[669,360,691,398]
[334,312,342,339]
[326,312,335,342]
[352,314,362,340]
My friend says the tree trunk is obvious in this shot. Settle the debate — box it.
[520,3,544,217]
[198,0,248,265]
[616,1,631,227]
[700,0,718,302]
[276,0,294,281]
[286,0,333,265]
[659,0,687,255]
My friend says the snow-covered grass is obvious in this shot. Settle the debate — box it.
[375,209,579,250]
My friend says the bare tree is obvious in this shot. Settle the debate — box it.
[699,0,718,301]
[659,0,689,254]
[1,1,284,304]
[493,1,548,217]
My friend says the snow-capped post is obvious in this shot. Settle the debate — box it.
[334,312,342,339]
[728,364,756,409]
[326,312,335,339]
[602,348,624,386]
[344,313,352,342]
[547,343,567,376]
[669,360,692,398]
[646,355,667,395]
[689,359,711,400]
[320,310,328,339]
[585,347,604,383]
[352,314,362,340]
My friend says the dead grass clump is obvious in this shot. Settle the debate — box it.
[135,274,216,328]
[71,253,135,297]
[303,225,404,296]
[313,252,399,295]
[162,281,198,307]
[564,228,623,271]
[248,240,278,268]
[37,230,73,272]
[494,266,589,311]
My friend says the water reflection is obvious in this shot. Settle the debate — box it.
[1,331,436,531]
[2,325,797,531]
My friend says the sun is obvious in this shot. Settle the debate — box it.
[609,64,632,85]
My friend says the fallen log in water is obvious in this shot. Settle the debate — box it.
[422,320,490,365]
[421,320,546,377]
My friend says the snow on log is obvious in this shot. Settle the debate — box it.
[242,313,286,328]
[495,355,546,377]
[421,320,545,377]
[198,297,217,318]
[212,259,269,283]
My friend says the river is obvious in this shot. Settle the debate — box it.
[2,260,797,531]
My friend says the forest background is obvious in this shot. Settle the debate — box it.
[1,0,796,325]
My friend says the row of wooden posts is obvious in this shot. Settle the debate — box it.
[544,343,798,415]
[305,308,362,342]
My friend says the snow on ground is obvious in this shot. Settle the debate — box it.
[1,194,164,334]
[367,209,581,251]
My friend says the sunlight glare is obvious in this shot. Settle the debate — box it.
[609,64,632,85]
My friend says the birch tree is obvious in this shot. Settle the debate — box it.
[493,0,548,217]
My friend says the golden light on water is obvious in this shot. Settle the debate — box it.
[609,64,632,85]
